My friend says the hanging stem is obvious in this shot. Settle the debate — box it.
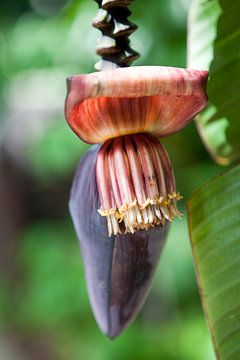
[93,0,140,70]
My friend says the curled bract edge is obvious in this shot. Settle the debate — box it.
[65,66,208,144]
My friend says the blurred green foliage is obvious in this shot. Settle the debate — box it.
[9,219,214,360]
[0,0,222,359]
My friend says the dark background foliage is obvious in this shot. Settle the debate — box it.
[0,0,221,359]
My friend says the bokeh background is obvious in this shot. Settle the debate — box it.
[0,0,222,359]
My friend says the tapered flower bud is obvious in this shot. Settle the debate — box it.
[69,145,169,338]
[96,133,182,237]
[65,66,208,144]
[66,64,208,339]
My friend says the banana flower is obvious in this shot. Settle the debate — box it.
[65,66,208,338]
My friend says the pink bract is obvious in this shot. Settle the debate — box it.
[65,66,208,144]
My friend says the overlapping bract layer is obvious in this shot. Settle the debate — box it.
[69,146,168,338]
[65,66,208,144]
[96,134,182,236]
[66,64,209,338]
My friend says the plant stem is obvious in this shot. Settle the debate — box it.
[93,0,140,70]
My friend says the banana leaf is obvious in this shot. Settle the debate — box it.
[188,0,240,165]
[187,164,240,359]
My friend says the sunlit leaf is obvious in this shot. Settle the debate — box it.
[188,0,221,70]
[188,165,240,359]
[188,0,240,165]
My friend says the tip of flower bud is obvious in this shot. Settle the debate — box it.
[96,134,182,237]
[69,143,170,339]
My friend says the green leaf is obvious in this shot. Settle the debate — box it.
[188,0,240,165]
[188,0,221,70]
[187,165,240,359]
